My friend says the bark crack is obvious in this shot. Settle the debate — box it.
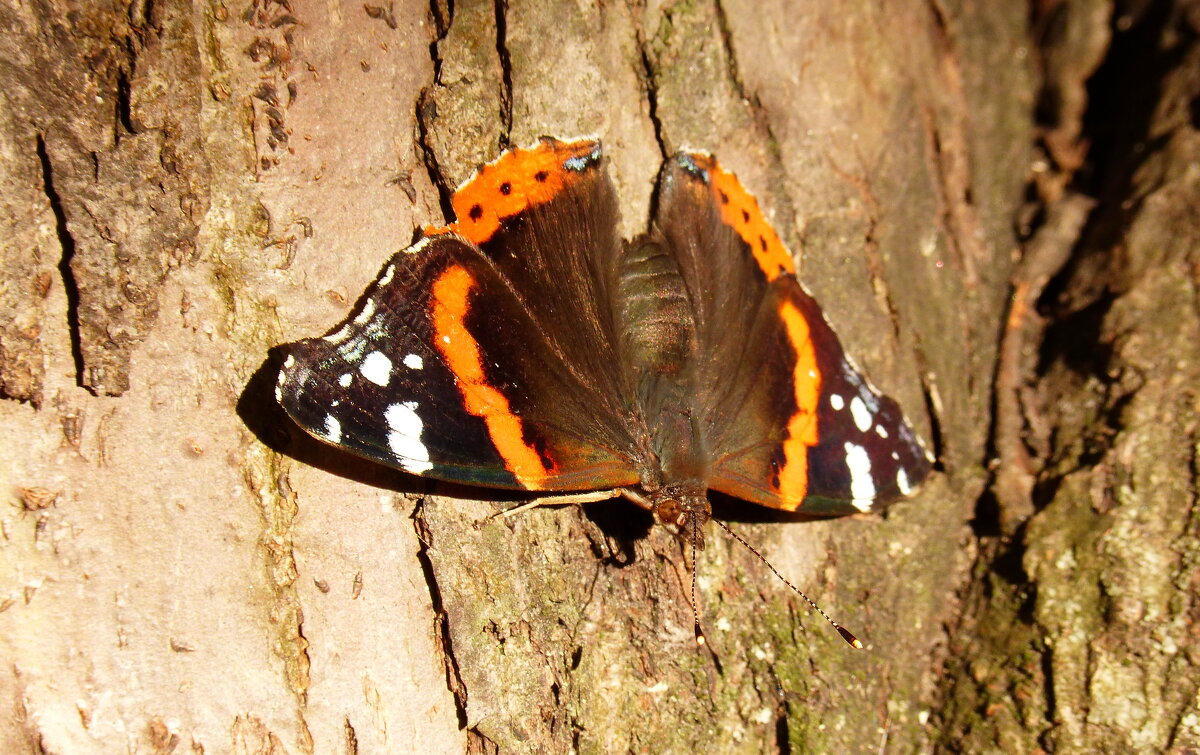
[915,351,947,466]
[416,90,455,220]
[35,133,85,391]
[411,498,470,730]
[428,0,451,82]
[637,42,666,160]
[493,0,513,147]
[417,0,455,219]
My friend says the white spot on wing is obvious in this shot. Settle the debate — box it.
[385,401,433,474]
[850,396,872,432]
[844,442,876,511]
[403,353,424,370]
[323,415,342,443]
[405,236,434,255]
[876,424,889,439]
[338,373,353,387]
[830,394,845,411]
[897,467,912,495]
[378,264,396,287]
[353,298,377,325]
[275,357,293,402]
[323,324,353,344]
[359,351,392,386]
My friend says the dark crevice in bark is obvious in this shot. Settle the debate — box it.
[416,4,455,224]
[36,133,85,390]
[138,0,160,29]
[637,43,666,160]
[774,708,791,754]
[1031,2,1194,507]
[411,498,470,730]
[467,729,501,755]
[416,91,454,220]
[493,0,512,148]
[1040,0,1195,322]
[293,615,313,711]
[428,0,451,82]
[114,67,136,137]
[913,346,947,469]
[982,195,1094,537]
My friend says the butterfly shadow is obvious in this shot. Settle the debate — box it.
[708,493,839,526]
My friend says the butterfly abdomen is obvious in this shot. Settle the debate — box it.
[614,236,711,489]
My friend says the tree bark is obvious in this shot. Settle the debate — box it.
[1,0,1195,753]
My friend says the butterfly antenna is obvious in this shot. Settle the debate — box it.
[691,529,707,647]
[711,519,863,649]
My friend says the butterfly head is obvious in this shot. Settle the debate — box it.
[649,490,711,550]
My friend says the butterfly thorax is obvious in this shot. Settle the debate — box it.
[615,236,713,543]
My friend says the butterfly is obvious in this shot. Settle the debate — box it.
[275,137,933,644]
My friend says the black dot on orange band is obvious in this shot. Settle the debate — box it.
[742,209,750,222]
[500,182,512,195]
[718,190,730,204]
[534,170,548,182]
[759,236,768,251]
[469,204,483,220]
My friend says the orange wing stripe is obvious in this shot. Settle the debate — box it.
[431,265,549,488]
[775,300,821,509]
[425,139,600,245]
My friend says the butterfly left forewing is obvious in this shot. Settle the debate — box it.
[277,232,642,492]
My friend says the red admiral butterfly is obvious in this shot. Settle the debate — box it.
[275,137,933,644]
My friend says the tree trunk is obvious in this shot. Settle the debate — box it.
[1,0,1195,753]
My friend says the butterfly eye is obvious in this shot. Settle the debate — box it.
[654,498,683,526]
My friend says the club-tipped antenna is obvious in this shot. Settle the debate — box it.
[711,518,863,649]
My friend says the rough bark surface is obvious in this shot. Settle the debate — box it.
[940,1,1200,751]
[0,0,1193,753]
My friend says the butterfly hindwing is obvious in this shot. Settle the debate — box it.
[708,276,933,514]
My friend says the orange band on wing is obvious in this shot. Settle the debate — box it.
[686,153,797,280]
[431,265,550,487]
[775,300,821,509]
[425,139,601,246]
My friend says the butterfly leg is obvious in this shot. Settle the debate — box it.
[472,489,627,530]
